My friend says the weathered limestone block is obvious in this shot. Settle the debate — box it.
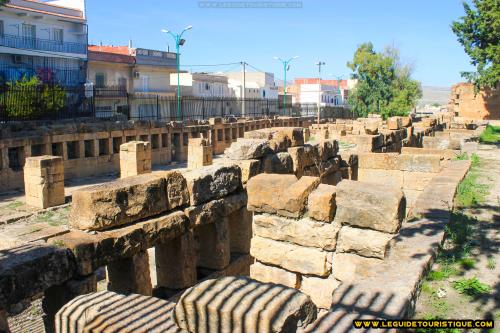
[55,291,181,333]
[155,230,197,290]
[0,243,75,311]
[337,226,394,259]
[24,155,65,209]
[244,127,304,151]
[288,145,320,176]
[247,174,320,218]
[397,154,441,172]
[230,159,260,183]
[331,253,382,282]
[120,141,152,178]
[224,138,272,160]
[106,250,152,296]
[358,168,404,189]
[250,236,331,276]
[403,171,435,191]
[250,261,298,288]
[161,171,190,210]
[50,211,189,276]
[358,153,399,170]
[187,138,213,170]
[184,192,247,226]
[195,219,230,270]
[69,174,170,231]
[315,140,339,161]
[300,275,341,309]
[401,116,412,127]
[364,120,379,135]
[387,116,402,130]
[253,214,340,251]
[228,207,253,254]
[174,277,317,333]
[260,152,293,174]
[334,180,405,233]
[308,184,336,222]
[184,164,242,206]
[401,147,457,160]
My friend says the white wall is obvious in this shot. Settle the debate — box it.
[300,84,341,106]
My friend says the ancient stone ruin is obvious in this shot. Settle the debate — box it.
[0,113,481,332]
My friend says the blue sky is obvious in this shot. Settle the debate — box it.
[86,0,474,87]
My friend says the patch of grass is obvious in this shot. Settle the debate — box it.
[453,277,491,296]
[479,125,500,144]
[426,264,459,281]
[454,152,469,160]
[487,257,496,270]
[52,240,66,247]
[456,171,489,207]
[429,298,451,316]
[421,281,435,294]
[470,153,480,167]
[458,257,476,269]
[5,200,24,210]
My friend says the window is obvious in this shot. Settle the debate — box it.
[22,24,36,39]
[118,77,127,89]
[95,73,106,88]
[53,29,63,43]
[0,21,4,37]
[142,75,149,92]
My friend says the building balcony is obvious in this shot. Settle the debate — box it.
[95,86,128,98]
[0,34,87,55]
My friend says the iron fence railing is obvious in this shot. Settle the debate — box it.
[0,34,87,54]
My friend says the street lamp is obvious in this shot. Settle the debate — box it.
[274,56,298,115]
[315,61,326,125]
[161,25,192,120]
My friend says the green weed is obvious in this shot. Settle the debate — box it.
[454,152,469,160]
[486,257,496,270]
[456,172,489,207]
[453,277,491,296]
[5,200,23,210]
[479,125,500,144]
[458,257,476,269]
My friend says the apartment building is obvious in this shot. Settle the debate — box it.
[172,72,235,98]
[0,0,87,87]
[87,44,178,119]
[293,78,346,105]
[224,71,279,100]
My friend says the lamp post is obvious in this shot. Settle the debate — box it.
[274,56,298,115]
[161,25,192,120]
[315,61,326,125]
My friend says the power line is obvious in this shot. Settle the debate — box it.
[180,62,241,67]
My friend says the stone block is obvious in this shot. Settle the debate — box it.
[187,138,212,170]
[358,168,404,189]
[253,214,340,251]
[184,192,247,226]
[403,171,435,191]
[173,277,317,333]
[308,184,336,222]
[195,219,230,270]
[244,127,304,151]
[364,120,379,134]
[69,174,168,231]
[24,155,65,209]
[184,164,242,206]
[331,253,383,282]
[334,180,405,233]
[106,250,152,296]
[250,261,298,288]
[401,116,412,127]
[120,141,152,178]
[231,159,260,183]
[397,154,441,172]
[250,236,331,276]
[224,138,273,160]
[260,152,293,174]
[358,153,399,170]
[337,226,394,259]
[228,207,253,254]
[288,145,320,176]
[247,174,320,218]
[155,230,197,290]
[300,275,341,309]
[387,116,402,130]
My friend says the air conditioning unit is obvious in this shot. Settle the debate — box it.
[133,72,140,78]
[13,55,22,64]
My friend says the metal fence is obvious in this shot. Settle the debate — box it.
[0,86,354,122]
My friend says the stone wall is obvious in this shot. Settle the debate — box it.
[0,116,310,192]
[247,174,405,309]
[449,82,500,120]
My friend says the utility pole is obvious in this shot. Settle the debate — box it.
[315,61,326,125]
[241,61,246,117]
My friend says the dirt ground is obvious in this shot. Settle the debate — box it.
[414,143,500,332]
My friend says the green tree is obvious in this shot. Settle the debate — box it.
[0,0,10,6]
[347,43,422,118]
[451,0,499,90]
[3,76,66,119]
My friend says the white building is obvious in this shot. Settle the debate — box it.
[224,71,278,100]
[0,0,87,86]
[299,83,342,106]
[172,72,235,98]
